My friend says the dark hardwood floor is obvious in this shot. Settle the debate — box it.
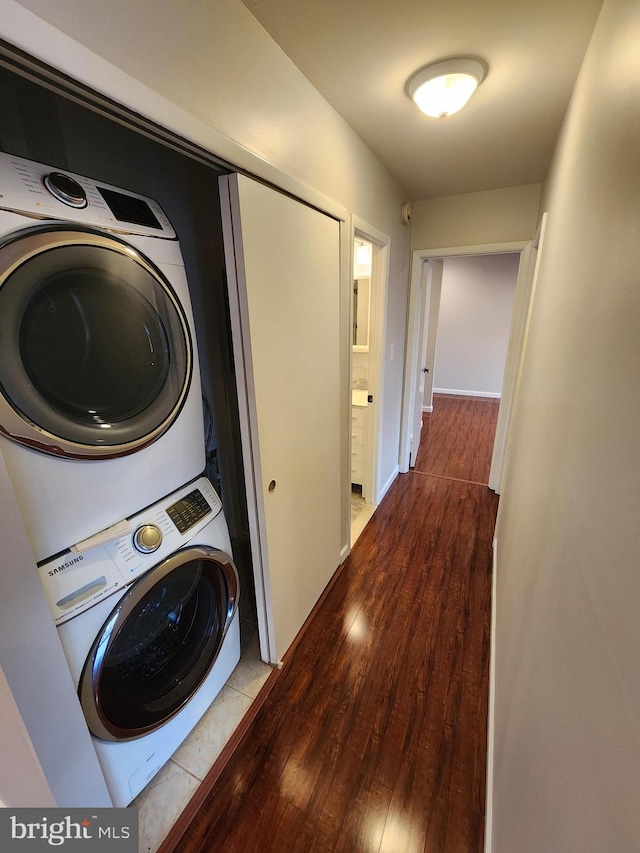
[414,394,499,485]
[167,395,498,853]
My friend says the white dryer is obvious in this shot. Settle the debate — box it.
[0,152,205,562]
[39,476,241,807]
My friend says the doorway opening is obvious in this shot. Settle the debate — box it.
[350,236,372,528]
[412,253,520,481]
[349,220,390,545]
[400,238,537,492]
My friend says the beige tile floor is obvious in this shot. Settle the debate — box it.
[350,488,377,547]
[132,617,272,852]
[350,488,366,522]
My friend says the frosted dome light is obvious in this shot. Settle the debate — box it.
[408,58,486,118]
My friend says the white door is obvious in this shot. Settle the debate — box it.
[410,259,443,467]
[219,174,341,665]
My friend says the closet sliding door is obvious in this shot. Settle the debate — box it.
[219,174,341,665]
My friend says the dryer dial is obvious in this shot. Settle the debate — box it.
[133,524,163,554]
[42,172,88,208]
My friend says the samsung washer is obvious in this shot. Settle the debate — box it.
[39,476,241,807]
[0,152,206,562]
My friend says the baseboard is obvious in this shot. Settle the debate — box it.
[340,542,350,563]
[377,465,399,504]
[485,536,498,853]
[434,388,501,399]
[422,405,433,413]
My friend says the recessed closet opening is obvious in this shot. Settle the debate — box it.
[0,60,258,632]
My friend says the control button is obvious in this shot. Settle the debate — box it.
[42,172,88,209]
[166,488,212,533]
[132,524,163,554]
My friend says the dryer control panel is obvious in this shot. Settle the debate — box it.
[38,477,222,625]
[0,152,176,238]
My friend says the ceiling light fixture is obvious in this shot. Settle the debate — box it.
[407,57,487,118]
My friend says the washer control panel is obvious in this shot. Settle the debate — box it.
[166,488,212,533]
[0,151,176,237]
[38,477,222,625]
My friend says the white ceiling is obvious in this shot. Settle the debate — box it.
[241,0,603,200]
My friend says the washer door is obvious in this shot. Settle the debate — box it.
[79,545,239,742]
[0,225,191,458]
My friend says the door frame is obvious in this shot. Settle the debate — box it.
[409,259,444,467]
[400,240,529,483]
[349,217,390,514]
[420,260,443,416]
[493,213,548,506]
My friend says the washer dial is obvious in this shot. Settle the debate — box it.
[132,524,163,554]
[42,172,88,208]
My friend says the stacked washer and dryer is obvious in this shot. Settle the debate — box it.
[0,152,241,806]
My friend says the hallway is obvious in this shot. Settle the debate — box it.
[415,394,500,485]
[165,395,499,853]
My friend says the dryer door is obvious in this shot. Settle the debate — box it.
[0,225,191,458]
[79,545,239,742]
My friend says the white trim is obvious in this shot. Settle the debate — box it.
[488,242,535,492]
[218,176,275,665]
[399,253,425,472]
[408,260,442,468]
[433,388,501,399]
[401,240,529,473]
[351,217,390,247]
[492,214,548,500]
[414,241,528,259]
[378,465,400,502]
[422,405,433,413]
[0,0,348,223]
[485,535,498,853]
[340,220,353,562]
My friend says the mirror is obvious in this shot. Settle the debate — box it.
[353,239,372,352]
[353,277,370,350]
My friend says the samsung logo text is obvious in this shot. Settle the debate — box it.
[48,555,83,576]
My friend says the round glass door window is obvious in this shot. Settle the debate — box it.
[0,226,191,457]
[80,546,239,741]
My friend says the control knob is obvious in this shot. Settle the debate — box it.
[133,524,163,554]
[42,172,88,209]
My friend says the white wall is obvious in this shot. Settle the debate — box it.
[491,1,640,850]
[433,254,519,397]
[411,184,541,250]
[0,451,111,807]
[0,666,55,807]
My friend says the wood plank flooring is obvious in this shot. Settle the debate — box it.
[414,394,499,485]
[167,396,498,853]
